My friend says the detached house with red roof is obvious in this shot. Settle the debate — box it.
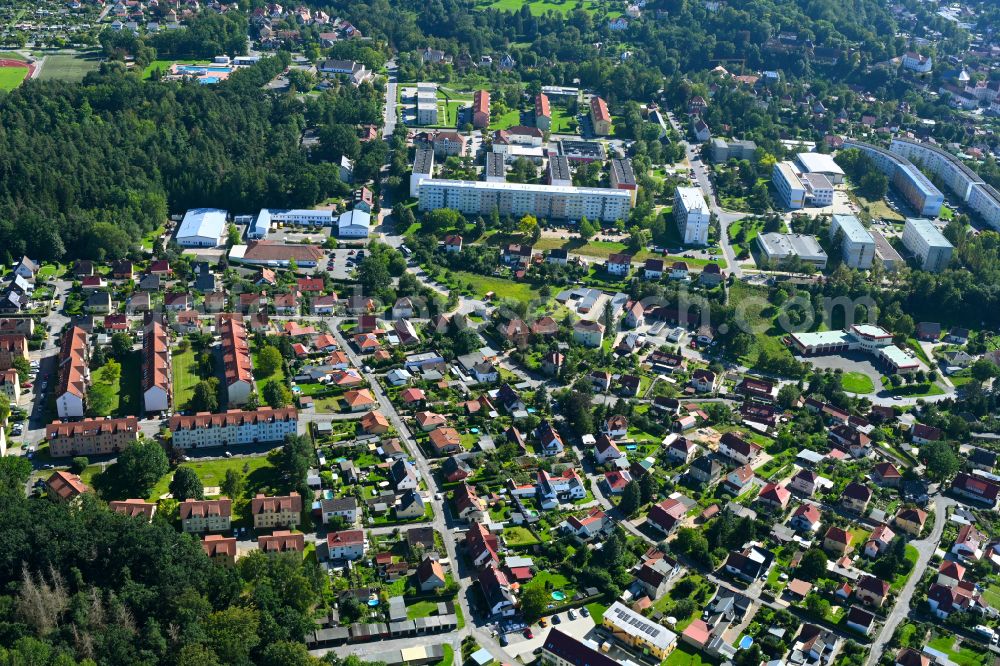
[564,508,608,540]
[180,498,233,533]
[647,497,687,535]
[46,471,88,502]
[824,526,853,555]
[951,473,1000,508]
[756,483,791,512]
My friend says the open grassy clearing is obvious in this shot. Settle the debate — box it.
[0,65,28,91]
[172,348,201,409]
[37,53,100,82]
[148,455,279,501]
[841,371,875,394]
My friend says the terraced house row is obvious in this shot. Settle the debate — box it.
[56,326,90,419]
[218,314,254,406]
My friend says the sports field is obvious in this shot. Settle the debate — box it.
[37,53,100,82]
[478,0,619,16]
[0,60,29,91]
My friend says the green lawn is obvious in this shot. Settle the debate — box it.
[884,382,945,398]
[172,349,201,409]
[94,352,142,417]
[147,455,279,501]
[981,584,1000,609]
[927,635,987,666]
[406,600,440,619]
[444,271,540,301]
[253,349,285,383]
[841,372,875,394]
[0,65,28,91]
[141,225,166,250]
[550,106,577,133]
[0,52,27,61]
[432,644,453,666]
[478,0,615,17]
[488,107,522,131]
[37,53,100,82]
[503,526,540,546]
[890,545,920,592]
[662,643,718,666]
[585,602,607,624]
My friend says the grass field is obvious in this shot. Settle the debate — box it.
[0,65,28,91]
[841,372,875,394]
[504,526,540,546]
[0,52,27,61]
[172,348,201,409]
[445,271,540,301]
[891,545,920,592]
[927,635,987,666]
[550,106,577,133]
[477,0,618,16]
[488,107,522,131]
[37,53,99,82]
[727,280,790,365]
[884,382,945,398]
[147,454,279,501]
[857,195,904,222]
[663,643,719,666]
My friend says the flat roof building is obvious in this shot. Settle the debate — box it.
[791,325,919,374]
[796,152,845,184]
[801,172,834,207]
[830,214,875,269]
[415,82,439,126]
[610,158,638,205]
[557,140,606,163]
[902,218,953,272]
[417,179,631,223]
[674,186,710,246]
[547,155,572,186]
[846,140,944,217]
[485,152,505,182]
[871,229,903,271]
[177,208,228,248]
[410,148,435,197]
[755,233,828,269]
[773,161,805,209]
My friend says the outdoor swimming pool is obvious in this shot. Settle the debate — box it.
[175,65,233,74]
[739,636,754,650]
[551,591,567,601]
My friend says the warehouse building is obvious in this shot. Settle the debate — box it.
[673,186,710,246]
[755,233,828,269]
[177,208,228,247]
[417,179,631,222]
[830,214,875,269]
[902,218,953,272]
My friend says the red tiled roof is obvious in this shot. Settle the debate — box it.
[143,320,171,396]
[590,95,611,122]
[217,315,253,387]
[251,492,302,515]
[47,417,139,440]
[57,326,89,399]
[169,407,297,431]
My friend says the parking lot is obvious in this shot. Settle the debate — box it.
[501,611,597,661]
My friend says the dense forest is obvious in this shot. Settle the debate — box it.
[0,52,381,263]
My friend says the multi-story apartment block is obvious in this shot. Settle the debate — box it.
[610,158,638,206]
[46,417,139,457]
[773,161,805,209]
[168,407,298,449]
[415,82,438,125]
[218,314,254,406]
[902,218,953,272]
[830,214,875,269]
[0,334,29,371]
[673,186,710,245]
[845,140,944,217]
[472,90,490,129]
[410,148,435,198]
[251,492,303,529]
[417,179,631,223]
[589,96,611,136]
[142,319,171,413]
[56,326,89,418]
[534,93,551,132]
[180,498,233,533]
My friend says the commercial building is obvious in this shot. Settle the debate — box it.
[546,156,572,187]
[410,148,435,198]
[46,417,139,457]
[845,140,944,217]
[871,229,903,271]
[229,241,324,268]
[472,90,490,129]
[56,325,89,419]
[902,218,953,272]
[673,186,710,245]
[534,93,551,131]
[168,407,299,449]
[791,324,920,374]
[710,138,757,163]
[268,209,333,227]
[142,319,171,413]
[602,601,677,659]
[610,158,638,206]
[557,140,606,163]
[177,208,228,247]
[773,161,806,209]
[416,82,438,126]
[590,96,612,136]
[485,152,506,182]
[795,152,845,184]
[219,314,254,406]
[337,209,371,238]
[417,179,631,223]
[755,233,828,269]
[830,214,875,269]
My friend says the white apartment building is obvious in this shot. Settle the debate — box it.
[801,172,834,206]
[417,179,631,223]
[416,82,439,125]
[889,138,983,201]
[902,218,954,273]
[773,161,805,209]
[830,214,875,269]
[410,148,435,198]
[845,140,943,217]
[168,407,298,449]
[673,186,710,245]
[967,183,1000,231]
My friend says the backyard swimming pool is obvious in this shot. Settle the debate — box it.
[739,636,754,650]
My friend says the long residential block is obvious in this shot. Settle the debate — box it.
[142,319,171,413]
[168,407,298,449]
[218,314,254,406]
[843,140,943,217]
[56,326,89,419]
[46,417,140,457]
[417,179,631,223]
